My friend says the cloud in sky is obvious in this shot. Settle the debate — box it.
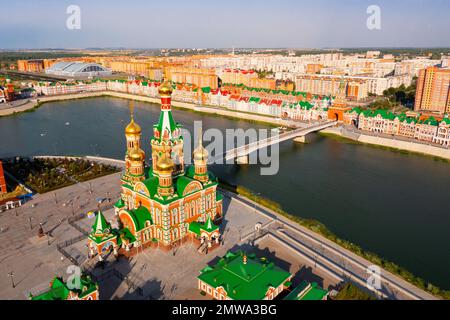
[1,0,449,49]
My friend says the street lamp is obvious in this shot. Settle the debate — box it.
[7,271,15,288]
[253,192,261,214]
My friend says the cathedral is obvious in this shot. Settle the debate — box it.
[88,81,223,260]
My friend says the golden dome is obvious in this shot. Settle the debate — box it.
[125,118,142,136]
[128,148,145,162]
[193,131,208,161]
[158,81,173,96]
[193,144,208,161]
[156,153,174,173]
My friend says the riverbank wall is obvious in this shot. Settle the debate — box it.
[321,127,450,161]
[0,91,289,128]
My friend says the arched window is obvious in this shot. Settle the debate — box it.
[172,208,178,225]
[156,208,161,225]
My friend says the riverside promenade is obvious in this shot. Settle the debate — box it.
[0,91,301,129]
[223,189,438,300]
[2,90,449,161]
[321,126,450,160]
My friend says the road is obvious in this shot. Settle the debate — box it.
[222,189,438,300]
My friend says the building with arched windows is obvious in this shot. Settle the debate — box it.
[88,80,223,261]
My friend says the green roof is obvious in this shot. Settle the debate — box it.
[421,116,439,126]
[120,227,137,243]
[91,211,110,235]
[189,216,219,235]
[114,198,125,208]
[125,206,152,231]
[441,117,450,125]
[31,275,97,300]
[197,250,292,300]
[284,281,328,300]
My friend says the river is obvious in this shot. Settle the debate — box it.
[0,96,449,289]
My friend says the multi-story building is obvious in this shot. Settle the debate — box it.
[394,58,441,77]
[168,67,218,89]
[17,59,45,72]
[34,80,107,95]
[295,74,369,100]
[88,82,223,261]
[220,69,258,86]
[351,108,450,147]
[414,66,450,115]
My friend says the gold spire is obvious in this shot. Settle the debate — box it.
[125,101,142,135]
[156,152,174,173]
[193,129,208,161]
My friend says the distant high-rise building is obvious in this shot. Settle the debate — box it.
[414,66,450,114]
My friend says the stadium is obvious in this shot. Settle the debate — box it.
[45,61,112,78]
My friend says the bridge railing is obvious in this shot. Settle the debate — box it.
[225,121,337,159]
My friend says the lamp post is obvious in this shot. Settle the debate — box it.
[7,271,15,288]
[253,192,260,214]
[28,217,33,230]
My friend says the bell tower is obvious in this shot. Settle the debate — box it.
[151,80,184,177]
[123,101,145,184]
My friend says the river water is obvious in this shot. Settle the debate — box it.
[0,97,449,289]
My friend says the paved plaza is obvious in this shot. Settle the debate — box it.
[0,168,436,300]
[0,170,343,300]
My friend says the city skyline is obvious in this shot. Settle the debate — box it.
[1,0,450,49]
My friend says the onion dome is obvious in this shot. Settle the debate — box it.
[156,153,174,173]
[158,81,173,96]
[193,142,208,161]
[125,118,142,136]
[193,130,208,161]
[128,148,145,162]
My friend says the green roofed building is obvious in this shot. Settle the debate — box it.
[29,274,99,300]
[197,251,292,300]
[284,281,328,300]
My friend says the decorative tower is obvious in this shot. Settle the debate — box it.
[124,101,145,184]
[193,130,209,183]
[156,153,174,197]
[327,77,350,122]
[151,80,184,176]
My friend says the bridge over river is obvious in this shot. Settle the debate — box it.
[219,121,338,163]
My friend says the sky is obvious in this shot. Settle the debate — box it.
[0,0,449,49]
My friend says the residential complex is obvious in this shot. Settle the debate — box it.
[17,51,444,101]
[414,66,450,115]
[345,108,450,147]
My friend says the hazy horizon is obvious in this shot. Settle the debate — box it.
[1,0,449,49]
